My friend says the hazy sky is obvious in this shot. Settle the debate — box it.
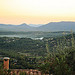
[0,0,75,24]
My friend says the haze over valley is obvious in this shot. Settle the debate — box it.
[0,21,75,38]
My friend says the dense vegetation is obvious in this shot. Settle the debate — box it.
[0,37,46,69]
[0,32,75,75]
[39,32,75,75]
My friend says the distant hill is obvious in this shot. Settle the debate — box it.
[0,23,34,31]
[0,21,75,32]
[37,21,75,31]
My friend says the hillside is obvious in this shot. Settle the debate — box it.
[0,33,75,69]
[37,21,75,31]
[0,21,75,31]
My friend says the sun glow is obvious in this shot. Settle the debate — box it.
[0,0,75,24]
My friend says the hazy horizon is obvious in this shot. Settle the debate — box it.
[0,21,75,26]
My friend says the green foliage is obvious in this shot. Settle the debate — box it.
[0,37,46,69]
[0,32,75,74]
[53,56,72,75]
[46,42,50,56]
[0,37,46,56]
[39,62,51,74]
[39,32,75,75]
[20,72,27,75]
[12,73,16,75]
[0,64,11,75]
[0,64,4,75]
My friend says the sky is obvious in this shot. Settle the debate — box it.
[0,0,75,24]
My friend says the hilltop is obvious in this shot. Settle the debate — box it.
[0,21,75,32]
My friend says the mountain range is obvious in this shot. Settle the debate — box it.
[0,21,75,32]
